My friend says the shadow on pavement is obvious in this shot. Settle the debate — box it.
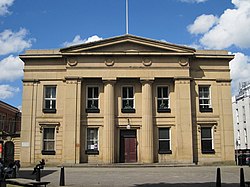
[18,169,57,180]
[133,182,238,187]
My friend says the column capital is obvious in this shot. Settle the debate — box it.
[140,78,154,85]
[102,78,116,85]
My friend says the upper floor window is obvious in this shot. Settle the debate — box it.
[86,86,100,113]
[236,109,239,124]
[199,86,212,112]
[201,127,215,154]
[86,128,99,155]
[42,127,55,155]
[157,86,170,113]
[43,86,56,113]
[0,114,5,131]
[122,86,135,113]
[243,106,246,123]
[158,128,172,154]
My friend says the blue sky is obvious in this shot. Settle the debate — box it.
[0,0,250,109]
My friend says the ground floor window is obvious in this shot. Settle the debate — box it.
[158,128,171,154]
[86,128,99,154]
[201,127,215,154]
[42,127,55,155]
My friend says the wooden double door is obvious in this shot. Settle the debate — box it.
[120,130,137,163]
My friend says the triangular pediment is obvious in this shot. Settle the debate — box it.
[60,35,195,54]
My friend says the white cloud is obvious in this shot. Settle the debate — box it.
[63,35,103,47]
[187,14,218,35]
[0,55,24,82]
[229,52,250,94]
[0,84,19,99]
[0,0,14,16]
[0,28,33,55]
[188,0,250,49]
[179,0,207,3]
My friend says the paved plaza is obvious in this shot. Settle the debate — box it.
[18,165,250,187]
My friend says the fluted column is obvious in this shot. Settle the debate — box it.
[103,80,115,164]
[141,80,154,163]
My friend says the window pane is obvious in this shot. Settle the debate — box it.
[88,87,92,98]
[128,87,133,98]
[45,100,51,109]
[158,99,168,109]
[122,87,127,98]
[159,128,169,139]
[45,87,51,98]
[44,141,54,150]
[157,87,161,98]
[162,87,168,98]
[51,100,56,109]
[202,140,213,151]
[44,128,55,139]
[51,87,56,98]
[159,140,170,151]
[201,127,211,138]
[93,87,98,98]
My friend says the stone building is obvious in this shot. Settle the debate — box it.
[20,35,235,165]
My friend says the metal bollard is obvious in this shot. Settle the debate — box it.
[12,165,16,178]
[216,168,221,187]
[36,167,41,182]
[240,168,245,187]
[59,167,65,186]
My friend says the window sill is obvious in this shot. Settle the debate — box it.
[86,108,100,113]
[202,150,215,154]
[121,108,136,113]
[42,150,56,155]
[157,108,171,113]
[200,108,213,113]
[158,150,172,154]
[43,109,56,113]
[85,150,99,155]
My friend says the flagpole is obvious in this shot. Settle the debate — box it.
[126,0,129,34]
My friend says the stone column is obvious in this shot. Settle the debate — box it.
[174,77,193,163]
[217,79,235,163]
[20,80,39,165]
[103,80,115,164]
[63,77,81,164]
[141,80,154,163]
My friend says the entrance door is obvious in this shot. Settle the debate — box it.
[120,130,137,163]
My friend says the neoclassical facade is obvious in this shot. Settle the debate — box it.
[20,35,235,166]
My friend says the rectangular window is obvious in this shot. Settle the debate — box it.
[237,129,241,147]
[158,128,171,154]
[86,128,99,154]
[42,127,55,155]
[243,106,246,123]
[122,86,135,113]
[236,109,239,124]
[157,86,170,113]
[199,86,213,112]
[0,114,3,130]
[86,86,100,113]
[43,86,56,113]
[201,127,214,154]
[244,128,248,146]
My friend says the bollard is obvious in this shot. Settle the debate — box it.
[59,167,65,186]
[216,168,221,187]
[36,167,41,182]
[12,165,16,178]
[240,168,245,187]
